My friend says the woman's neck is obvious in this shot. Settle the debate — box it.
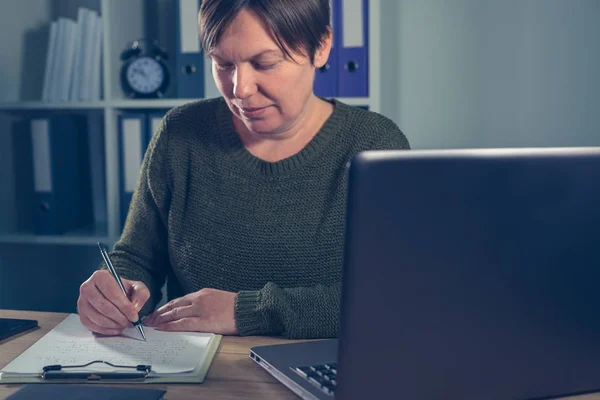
[234,96,334,162]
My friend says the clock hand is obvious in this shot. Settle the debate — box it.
[132,66,143,76]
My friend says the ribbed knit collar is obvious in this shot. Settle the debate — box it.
[215,97,349,176]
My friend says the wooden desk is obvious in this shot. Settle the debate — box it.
[0,310,301,399]
[4,311,600,400]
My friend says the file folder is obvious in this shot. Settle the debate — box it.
[175,0,204,98]
[314,0,338,98]
[338,0,368,97]
[118,113,149,229]
[22,115,93,235]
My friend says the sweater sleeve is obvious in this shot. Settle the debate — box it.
[236,283,341,339]
[234,119,410,339]
[99,116,172,317]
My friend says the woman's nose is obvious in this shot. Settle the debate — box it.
[233,66,257,99]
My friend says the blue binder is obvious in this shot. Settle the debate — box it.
[18,115,93,235]
[337,0,369,97]
[86,113,107,230]
[175,0,204,98]
[147,111,166,140]
[314,0,339,97]
[118,113,149,230]
[11,119,35,233]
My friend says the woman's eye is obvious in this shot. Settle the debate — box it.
[215,63,233,71]
[253,62,277,70]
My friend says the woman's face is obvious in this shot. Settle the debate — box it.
[209,8,330,136]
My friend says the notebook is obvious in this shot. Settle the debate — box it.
[0,314,221,383]
[6,384,166,399]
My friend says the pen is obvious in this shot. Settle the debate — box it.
[97,242,147,341]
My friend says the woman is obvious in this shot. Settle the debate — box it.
[77,0,410,339]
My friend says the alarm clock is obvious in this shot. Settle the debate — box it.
[120,39,170,99]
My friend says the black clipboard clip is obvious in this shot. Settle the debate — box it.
[41,360,152,381]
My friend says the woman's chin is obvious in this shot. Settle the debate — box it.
[244,120,280,136]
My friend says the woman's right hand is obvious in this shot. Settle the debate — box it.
[77,270,150,335]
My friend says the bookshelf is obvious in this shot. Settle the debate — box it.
[0,0,381,247]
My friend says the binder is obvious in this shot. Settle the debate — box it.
[87,113,107,228]
[48,19,68,101]
[147,111,166,139]
[10,120,35,233]
[41,21,58,101]
[0,314,221,384]
[175,0,204,98]
[314,0,338,97]
[23,115,93,235]
[79,10,100,101]
[68,8,90,101]
[59,17,78,101]
[90,16,104,100]
[118,113,149,229]
[337,0,368,97]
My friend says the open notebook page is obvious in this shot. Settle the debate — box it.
[1,314,215,375]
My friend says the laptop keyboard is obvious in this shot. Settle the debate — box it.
[291,363,337,396]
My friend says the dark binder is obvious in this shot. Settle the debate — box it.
[118,112,149,230]
[314,0,339,97]
[6,384,166,400]
[337,0,369,97]
[175,0,204,98]
[12,115,93,235]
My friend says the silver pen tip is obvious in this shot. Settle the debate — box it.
[138,326,147,341]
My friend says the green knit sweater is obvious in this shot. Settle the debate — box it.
[107,97,409,339]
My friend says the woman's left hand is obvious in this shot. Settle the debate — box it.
[143,288,239,335]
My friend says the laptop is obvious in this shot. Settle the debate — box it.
[250,147,600,400]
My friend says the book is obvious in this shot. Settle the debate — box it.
[7,384,166,399]
[0,314,221,384]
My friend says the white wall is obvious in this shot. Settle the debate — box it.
[386,0,600,149]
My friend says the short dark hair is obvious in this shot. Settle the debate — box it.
[199,0,330,64]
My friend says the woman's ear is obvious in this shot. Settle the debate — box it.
[314,27,333,68]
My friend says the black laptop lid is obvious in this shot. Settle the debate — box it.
[337,148,600,400]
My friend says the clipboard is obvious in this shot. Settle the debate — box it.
[0,337,221,384]
[41,360,152,381]
[0,314,222,384]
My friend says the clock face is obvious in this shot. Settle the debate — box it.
[126,56,165,94]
